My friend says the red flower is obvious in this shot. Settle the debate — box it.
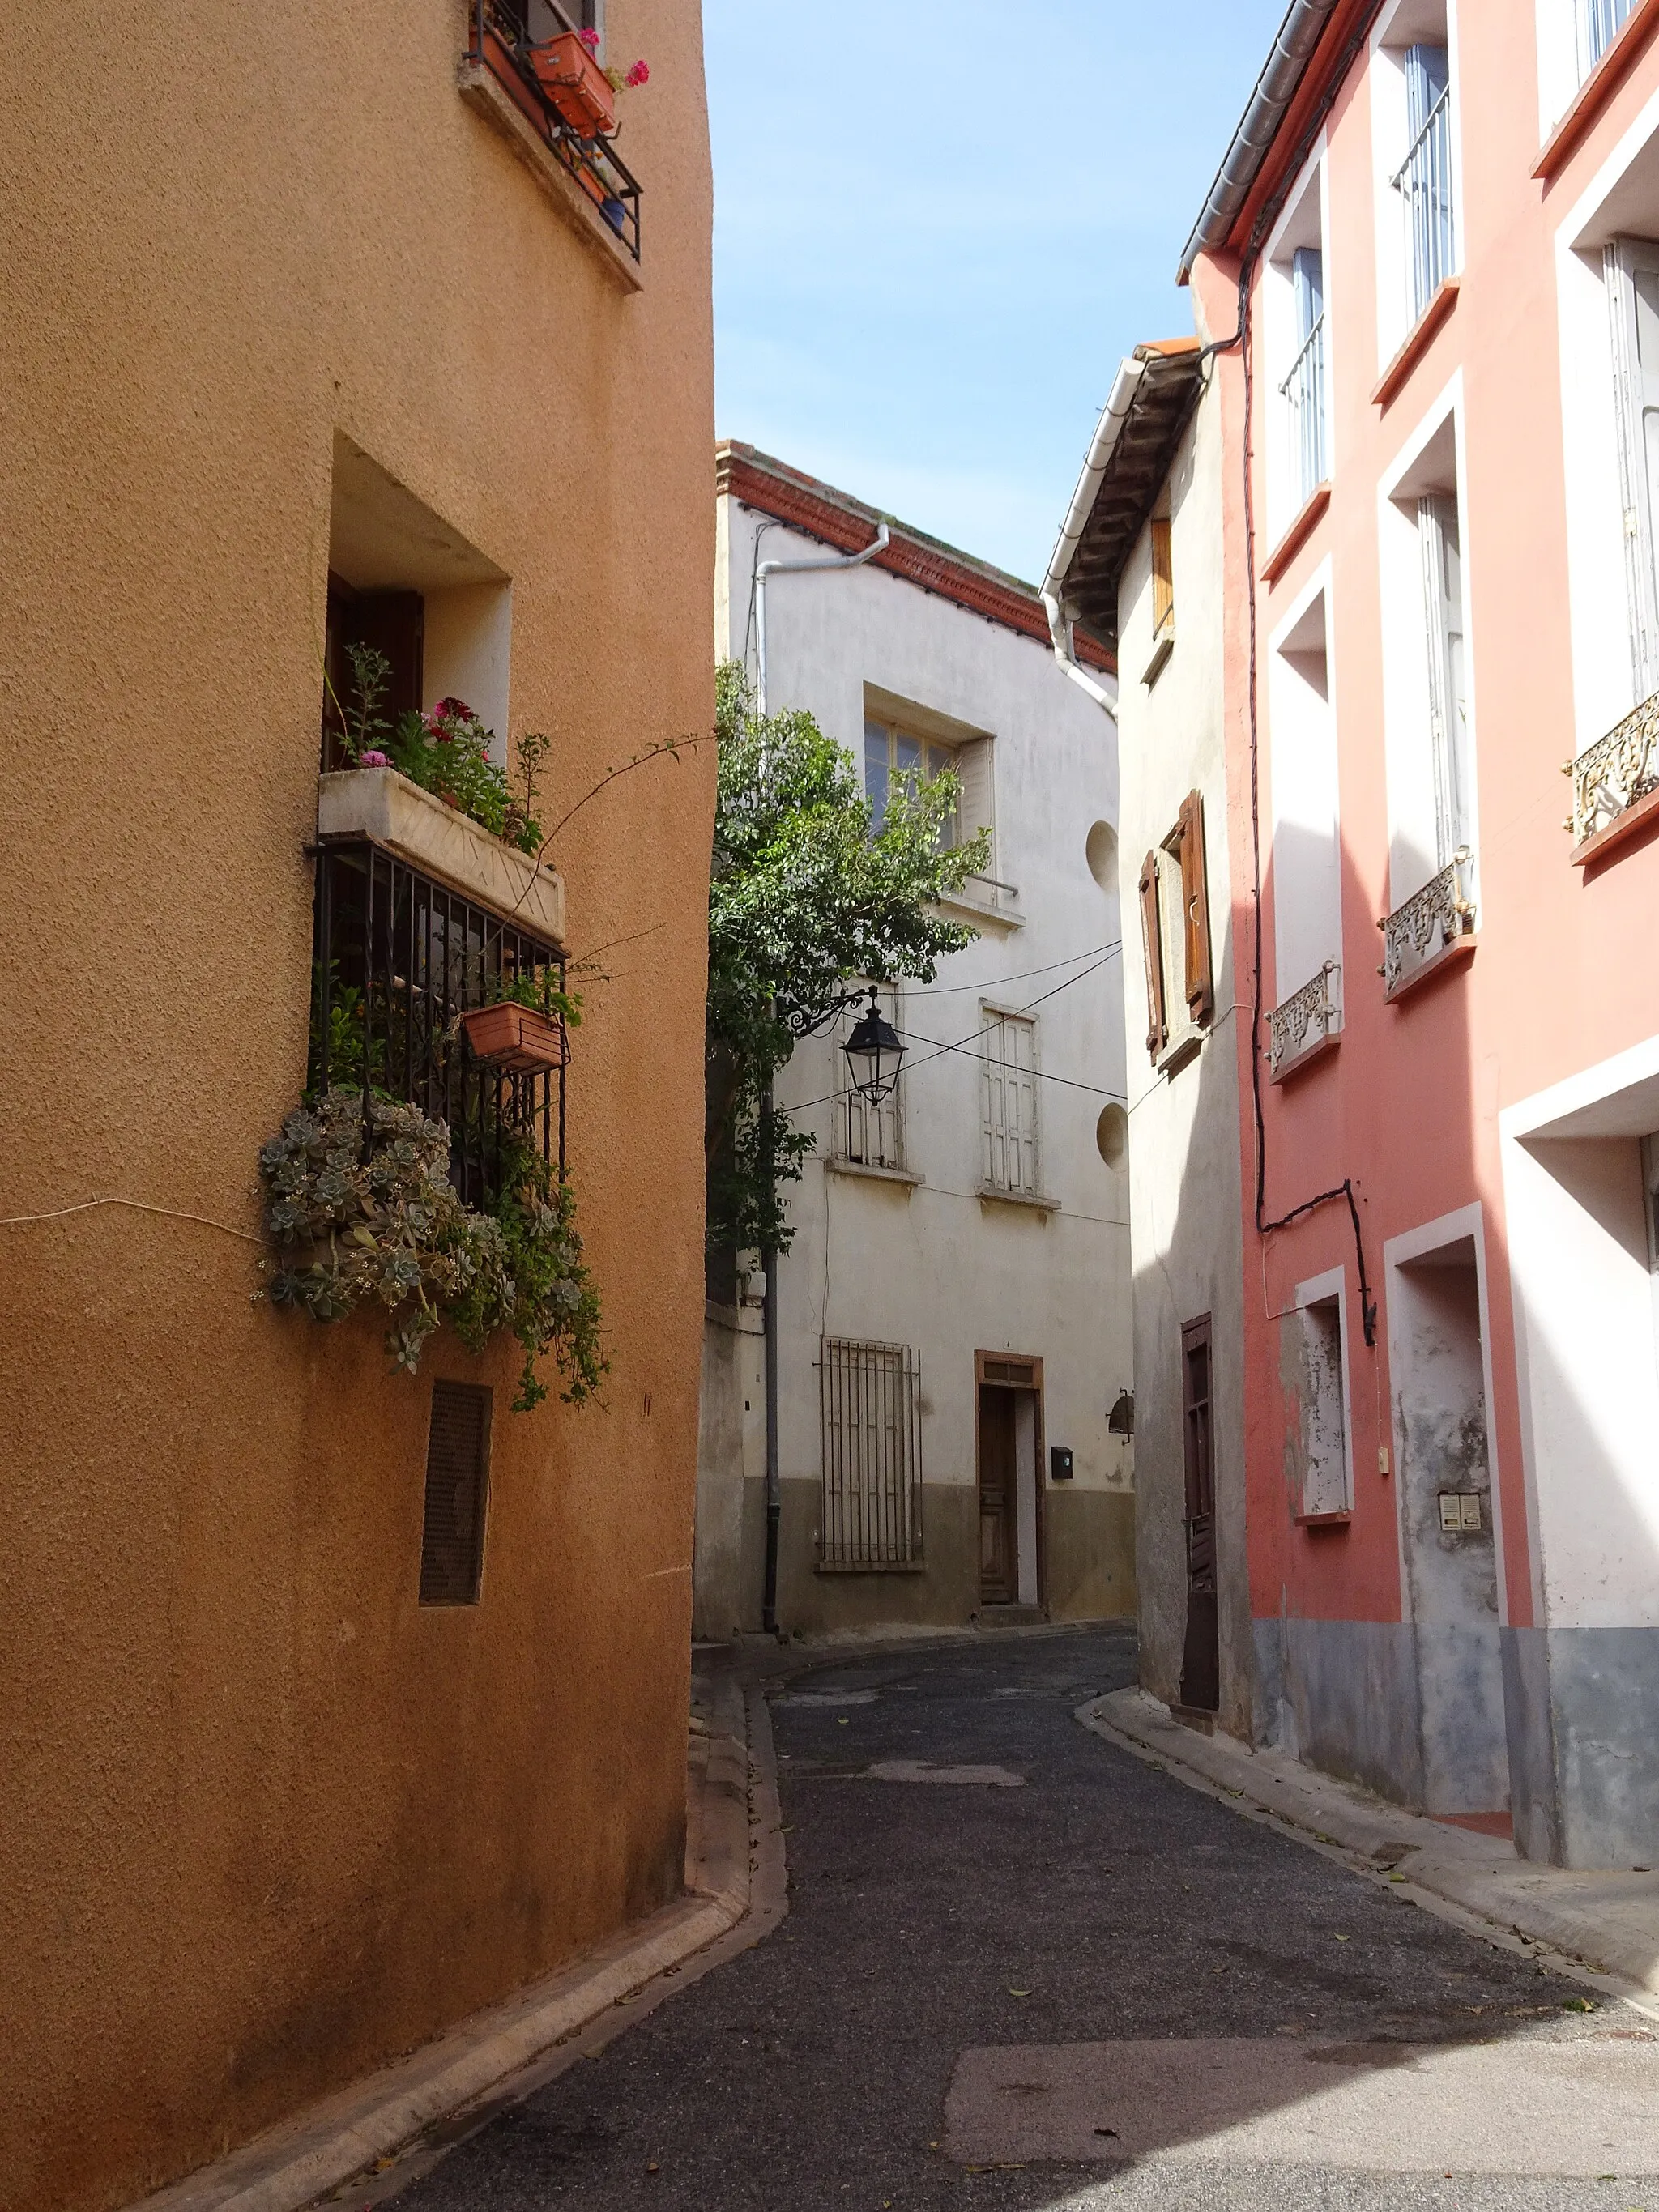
[578,25,599,50]
[625,58,649,86]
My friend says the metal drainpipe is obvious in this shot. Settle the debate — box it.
[1040,356,1143,714]
[755,521,890,716]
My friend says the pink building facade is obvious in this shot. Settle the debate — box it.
[1057,0,1659,1866]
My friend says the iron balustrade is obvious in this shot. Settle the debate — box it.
[1269,959,1341,1077]
[1569,688,1659,846]
[819,1338,923,1568]
[1381,849,1475,998]
[1279,313,1328,511]
[310,839,565,1211]
[467,0,642,261]
[1392,80,1455,323]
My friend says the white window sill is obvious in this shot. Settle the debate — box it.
[825,1157,924,1188]
[1156,1026,1205,1079]
[975,1184,1060,1216]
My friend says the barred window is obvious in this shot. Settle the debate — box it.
[820,1338,923,1567]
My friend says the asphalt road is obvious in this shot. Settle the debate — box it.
[387,1626,1656,2211]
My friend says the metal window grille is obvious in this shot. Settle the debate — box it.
[466,0,642,262]
[309,840,565,1211]
[1392,46,1454,323]
[420,1380,493,1604]
[981,1012,1040,1196]
[1280,248,1328,509]
[1580,0,1636,76]
[820,1339,923,1566]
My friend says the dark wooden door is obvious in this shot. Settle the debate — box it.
[978,1384,1017,1604]
[1179,1315,1220,1711]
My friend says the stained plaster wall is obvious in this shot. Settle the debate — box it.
[696,490,1137,1636]
[1113,370,1252,1737]
[0,8,714,2207]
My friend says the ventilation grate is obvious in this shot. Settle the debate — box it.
[420,1381,492,1605]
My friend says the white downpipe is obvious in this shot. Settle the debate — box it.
[1040,357,1145,716]
[756,522,891,716]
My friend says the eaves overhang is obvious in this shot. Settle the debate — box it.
[716,441,1115,673]
[1051,342,1205,655]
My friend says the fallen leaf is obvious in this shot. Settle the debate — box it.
[373,2161,395,2174]
[1388,1873,1407,1883]
[1334,1933,1350,1942]
[1564,1997,1598,2013]
[1008,1987,1033,1997]
[646,2160,659,2175]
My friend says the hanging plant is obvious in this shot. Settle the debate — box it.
[256,1089,605,1411]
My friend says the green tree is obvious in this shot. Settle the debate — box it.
[706,663,990,1254]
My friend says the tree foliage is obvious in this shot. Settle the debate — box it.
[706,663,990,1255]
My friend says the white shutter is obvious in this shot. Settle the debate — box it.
[953,736,996,849]
[1418,492,1469,864]
[981,1012,1039,1196]
[843,986,902,1168]
[1606,238,1659,707]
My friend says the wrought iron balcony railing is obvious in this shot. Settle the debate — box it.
[466,0,642,262]
[1567,688,1659,852]
[1269,959,1341,1079]
[1381,850,1475,999]
[1392,82,1455,323]
[1279,314,1328,513]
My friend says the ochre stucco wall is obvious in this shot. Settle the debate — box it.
[0,6,714,2208]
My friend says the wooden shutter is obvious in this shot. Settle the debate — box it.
[981,1013,1038,1193]
[1138,851,1167,1059]
[420,1381,492,1605]
[1150,518,1175,641]
[1175,792,1214,1026]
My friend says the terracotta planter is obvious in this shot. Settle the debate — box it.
[459,1002,569,1075]
[526,32,616,138]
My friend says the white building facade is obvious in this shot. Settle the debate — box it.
[695,444,1136,1639]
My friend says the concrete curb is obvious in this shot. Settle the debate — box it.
[1081,1686,1659,2012]
[127,1677,787,2212]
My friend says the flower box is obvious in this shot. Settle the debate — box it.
[527,32,616,138]
[317,769,565,947]
[458,1003,570,1075]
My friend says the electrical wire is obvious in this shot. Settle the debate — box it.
[0,1196,265,1244]
[901,938,1122,995]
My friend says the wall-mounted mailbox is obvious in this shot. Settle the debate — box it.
[1050,1445,1074,1482]
[1438,1491,1483,1533]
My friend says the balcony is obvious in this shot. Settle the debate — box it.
[1269,960,1341,1081]
[1381,850,1475,1000]
[939,873,1023,931]
[462,0,642,268]
[1567,689,1659,863]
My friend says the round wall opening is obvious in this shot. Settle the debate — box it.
[1085,819,1118,892]
[1096,1102,1128,1170]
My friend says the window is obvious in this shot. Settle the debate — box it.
[1606,238,1659,707]
[1138,792,1213,1065]
[1397,43,1455,323]
[1291,1286,1352,1517]
[839,984,904,1170]
[1372,10,1459,360]
[1266,151,1331,533]
[1179,1315,1219,1713]
[864,718,962,847]
[980,1010,1040,1197]
[420,1382,492,1605]
[1580,0,1636,75]
[820,1338,923,1566]
[1150,518,1175,644]
[1418,492,1470,868]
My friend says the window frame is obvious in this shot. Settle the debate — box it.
[1291,1268,1355,1519]
[864,716,962,849]
[1371,2,1465,371]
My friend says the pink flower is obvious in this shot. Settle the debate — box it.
[578,25,599,50]
[434,697,471,721]
[625,58,649,86]
[360,749,391,767]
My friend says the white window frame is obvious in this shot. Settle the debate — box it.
[1292,1266,1355,1518]
[1371,0,1465,372]
[1264,139,1333,543]
[864,717,962,848]
[1267,559,1343,1008]
[979,1005,1041,1199]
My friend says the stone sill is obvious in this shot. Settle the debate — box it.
[975,1184,1060,1216]
[1372,279,1459,411]
[1261,483,1331,587]
[1143,631,1175,689]
[815,1560,928,1576]
[1534,0,1659,181]
[704,1297,763,1337]
[1157,1027,1205,1080]
[1294,1509,1354,1529]
[1384,929,1476,1005]
[825,1157,924,1189]
[936,892,1024,934]
[458,61,644,295]
[1270,1024,1341,1085]
[317,769,566,944]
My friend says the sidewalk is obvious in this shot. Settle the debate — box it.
[1084,1686,1659,2010]
[127,1675,785,2212]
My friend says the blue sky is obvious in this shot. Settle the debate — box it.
[706,1,1287,583]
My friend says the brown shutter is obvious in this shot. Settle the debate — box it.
[1150,518,1175,640]
[420,1381,492,1605]
[1176,791,1213,1026]
[1138,850,1167,1060]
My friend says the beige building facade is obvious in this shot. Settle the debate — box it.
[0,6,713,2208]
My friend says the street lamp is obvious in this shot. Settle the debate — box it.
[842,988,906,1107]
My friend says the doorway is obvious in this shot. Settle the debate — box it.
[977,1353,1043,1609]
[1179,1315,1220,1711]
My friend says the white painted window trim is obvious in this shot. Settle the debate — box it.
[1293,1264,1356,1515]
[1267,556,1344,1008]
[1369,0,1466,375]
[1262,134,1334,548]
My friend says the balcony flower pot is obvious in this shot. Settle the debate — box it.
[527,32,616,138]
[458,1002,570,1076]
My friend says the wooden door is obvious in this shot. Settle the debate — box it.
[1179,1315,1220,1711]
[978,1384,1017,1605]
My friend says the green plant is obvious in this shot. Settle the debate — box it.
[484,965,584,1029]
[706,662,991,1254]
[257,1089,604,1409]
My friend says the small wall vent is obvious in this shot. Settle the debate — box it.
[420,1381,492,1605]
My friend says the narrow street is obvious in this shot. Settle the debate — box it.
[386,1630,1652,2212]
